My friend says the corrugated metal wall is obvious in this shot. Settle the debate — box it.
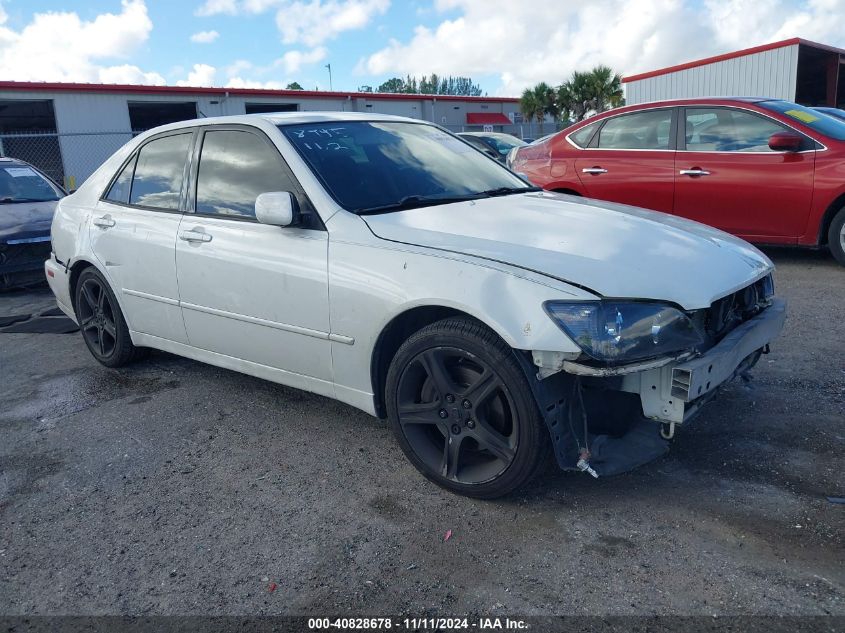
[625,44,800,104]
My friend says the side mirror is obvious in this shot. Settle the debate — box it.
[255,192,298,227]
[768,132,802,152]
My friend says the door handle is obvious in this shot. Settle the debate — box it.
[582,167,608,174]
[92,215,115,228]
[179,230,212,243]
[679,169,711,177]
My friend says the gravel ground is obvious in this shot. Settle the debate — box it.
[0,248,843,617]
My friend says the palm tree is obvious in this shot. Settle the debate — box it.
[558,71,592,122]
[533,82,557,133]
[587,65,624,113]
[520,88,539,137]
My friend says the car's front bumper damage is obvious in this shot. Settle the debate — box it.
[528,298,787,477]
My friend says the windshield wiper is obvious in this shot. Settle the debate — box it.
[0,197,57,204]
[355,193,487,215]
[479,186,541,197]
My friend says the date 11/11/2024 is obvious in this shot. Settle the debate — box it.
[307,618,528,630]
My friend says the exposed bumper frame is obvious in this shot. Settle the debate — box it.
[620,298,787,424]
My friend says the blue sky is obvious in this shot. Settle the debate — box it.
[1,0,844,96]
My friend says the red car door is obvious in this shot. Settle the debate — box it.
[673,106,815,242]
[573,108,676,212]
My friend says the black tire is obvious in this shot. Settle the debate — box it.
[74,267,145,367]
[829,207,845,267]
[385,317,549,499]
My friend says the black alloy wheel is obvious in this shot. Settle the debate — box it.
[386,317,549,498]
[74,267,146,367]
[78,276,118,359]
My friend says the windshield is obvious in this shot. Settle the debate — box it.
[759,100,845,141]
[0,164,63,203]
[478,134,526,154]
[280,121,534,213]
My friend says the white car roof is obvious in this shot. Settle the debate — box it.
[146,111,422,136]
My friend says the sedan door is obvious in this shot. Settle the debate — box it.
[175,126,333,382]
[573,107,676,212]
[673,106,815,241]
[90,130,194,343]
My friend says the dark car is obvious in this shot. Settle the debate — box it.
[813,106,845,121]
[0,158,65,288]
[457,132,526,163]
[456,133,502,161]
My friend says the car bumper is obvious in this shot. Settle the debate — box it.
[0,237,52,276]
[619,298,787,424]
[44,255,77,322]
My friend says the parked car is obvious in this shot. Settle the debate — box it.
[813,106,845,121]
[46,113,785,498]
[0,157,65,289]
[508,98,845,266]
[457,132,526,163]
[456,133,502,161]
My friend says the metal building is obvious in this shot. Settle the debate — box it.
[623,38,845,108]
[0,81,520,188]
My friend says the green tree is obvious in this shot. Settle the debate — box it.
[553,66,623,123]
[377,77,406,93]
[520,88,540,136]
[587,65,623,113]
[285,81,304,90]
[376,74,483,95]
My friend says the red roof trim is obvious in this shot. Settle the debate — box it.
[622,37,845,83]
[466,112,511,125]
[0,80,518,103]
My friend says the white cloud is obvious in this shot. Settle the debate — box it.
[278,46,327,73]
[190,29,220,43]
[275,0,389,46]
[176,63,218,86]
[0,0,163,84]
[194,0,389,46]
[225,77,287,89]
[359,0,845,95]
[195,0,238,16]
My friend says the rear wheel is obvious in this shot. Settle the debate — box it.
[74,267,145,367]
[385,317,549,499]
[829,207,845,267]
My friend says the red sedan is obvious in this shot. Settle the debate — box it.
[509,98,845,266]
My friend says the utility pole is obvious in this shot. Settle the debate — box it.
[325,63,333,91]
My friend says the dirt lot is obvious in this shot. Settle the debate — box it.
[0,248,843,618]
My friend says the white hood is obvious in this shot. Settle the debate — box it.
[363,192,773,310]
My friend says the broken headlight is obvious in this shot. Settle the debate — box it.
[544,301,704,363]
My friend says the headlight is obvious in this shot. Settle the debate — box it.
[544,301,704,363]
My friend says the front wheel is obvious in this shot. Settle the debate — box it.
[74,267,146,367]
[829,207,845,267]
[385,317,549,499]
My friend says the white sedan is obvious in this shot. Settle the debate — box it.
[45,112,785,498]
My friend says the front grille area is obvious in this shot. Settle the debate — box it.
[0,241,51,287]
[703,274,774,342]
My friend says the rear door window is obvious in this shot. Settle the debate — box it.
[569,121,600,148]
[597,110,674,150]
[104,154,136,204]
[129,133,192,210]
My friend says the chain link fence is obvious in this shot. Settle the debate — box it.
[0,131,132,190]
[0,122,562,191]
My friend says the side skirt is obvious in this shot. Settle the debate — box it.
[130,331,378,417]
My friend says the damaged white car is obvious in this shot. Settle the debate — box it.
[45,113,786,498]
